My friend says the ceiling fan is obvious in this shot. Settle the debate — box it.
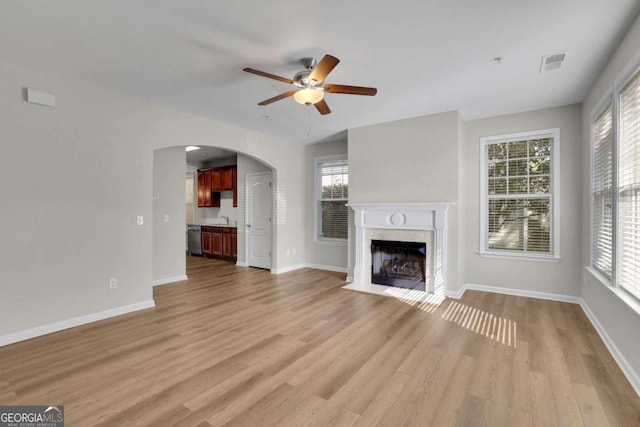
[243,54,377,115]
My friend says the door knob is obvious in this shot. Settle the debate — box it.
[247,224,251,228]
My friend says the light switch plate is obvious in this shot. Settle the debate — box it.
[136,215,144,225]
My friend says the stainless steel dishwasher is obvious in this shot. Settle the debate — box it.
[187,225,202,256]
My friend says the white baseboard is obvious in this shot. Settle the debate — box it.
[153,275,187,286]
[304,263,348,274]
[0,300,156,347]
[346,276,354,283]
[445,288,466,299]
[579,300,640,397]
[271,263,306,274]
[272,263,348,275]
[235,261,248,267]
[453,282,639,398]
[459,282,582,304]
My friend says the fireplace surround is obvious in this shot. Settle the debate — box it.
[346,203,451,301]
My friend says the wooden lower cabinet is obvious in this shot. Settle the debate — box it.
[231,228,237,258]
[201,226,237,261]
[222,229,231,258]
[202,230,213,255]
[212,231,223,256]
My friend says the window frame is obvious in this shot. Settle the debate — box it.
[479,128,561,261]
[588,60,640,307]
[314,154,348,245]
[589,95,615,285]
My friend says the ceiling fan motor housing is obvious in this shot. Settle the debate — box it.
[300,57,317,70]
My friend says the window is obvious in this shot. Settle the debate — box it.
[480,129,559,259]
[590,66,640,303]
[316,155,348,241]
[618,71,640,300]
[591,105,613,280]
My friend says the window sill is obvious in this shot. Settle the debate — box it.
[478,251,560,262]
[315,238,347,246]
[585,267,640,317]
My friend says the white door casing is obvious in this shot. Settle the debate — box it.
[246,172,272,269]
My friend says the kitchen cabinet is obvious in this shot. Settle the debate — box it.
[212,230,223,256]
[232,167,238,207]
[231,228,237,258]
[221,167,233,191]
[202,229,213,255]
[222,229,232,258]
[197,170,221,208]
[211,169,222,191]
[197,166,237,208]
[201,226,237,261]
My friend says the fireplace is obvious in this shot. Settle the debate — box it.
[346,203,451,301]
[371,240,426,291]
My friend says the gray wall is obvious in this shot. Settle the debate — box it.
[461,104,583,296]
[152,147,187,283]
[0,60,305,340]
[581,13,640,387]
[348,111,461,291]
[305,139,349,272]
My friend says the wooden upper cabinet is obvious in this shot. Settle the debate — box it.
[197,172,205,207]
[204,170,212,206]
[197,169,221,208]
[211,169,222,191]
[221,167,233,191]
[197,165,236,208]
[232,167,238,207]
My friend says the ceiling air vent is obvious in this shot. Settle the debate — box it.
[540,53,566,72]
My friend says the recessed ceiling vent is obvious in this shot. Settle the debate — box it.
[540,53,566,72]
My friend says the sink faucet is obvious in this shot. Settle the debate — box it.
[221,215,230,225]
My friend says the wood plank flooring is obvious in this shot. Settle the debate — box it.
[1,256,639,426]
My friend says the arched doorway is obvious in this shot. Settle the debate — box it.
[152,145,275,285]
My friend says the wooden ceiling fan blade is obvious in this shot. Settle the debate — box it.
[314,98,331,115]
[258,90,298,105]
[324,84,377,96]
[243,68,294,85]
[309,55,340,83]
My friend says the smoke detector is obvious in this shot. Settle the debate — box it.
[540,53,566,72]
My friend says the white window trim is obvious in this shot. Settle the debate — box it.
[588,58,640,305]
[589,92,614,284]
[479,128,561,261]
[314,154,348,245]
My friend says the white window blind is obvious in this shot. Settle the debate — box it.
[618,71,640,300]
[592,105,614,279]
[317,157,348,240]
[480,130,558,258]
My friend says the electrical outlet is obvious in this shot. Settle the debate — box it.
[163,214,169,223]
[109,278,118,289]
[292,248,296,255]
[136,215,144,226]
[286,249,291,256]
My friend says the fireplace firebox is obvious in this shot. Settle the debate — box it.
[371,240,426,291]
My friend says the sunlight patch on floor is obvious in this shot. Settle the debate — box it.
[342,282,445,312]
[442,300,517,348]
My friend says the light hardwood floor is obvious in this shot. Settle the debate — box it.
[1,256,639,426]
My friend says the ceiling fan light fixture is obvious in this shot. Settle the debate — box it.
[293,88,324,105]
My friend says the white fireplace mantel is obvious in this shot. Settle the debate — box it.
[348,202,453,297]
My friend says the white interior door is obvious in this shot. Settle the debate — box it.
[246,172,272,269]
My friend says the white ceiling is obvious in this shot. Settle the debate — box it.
[2,1,639,145]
